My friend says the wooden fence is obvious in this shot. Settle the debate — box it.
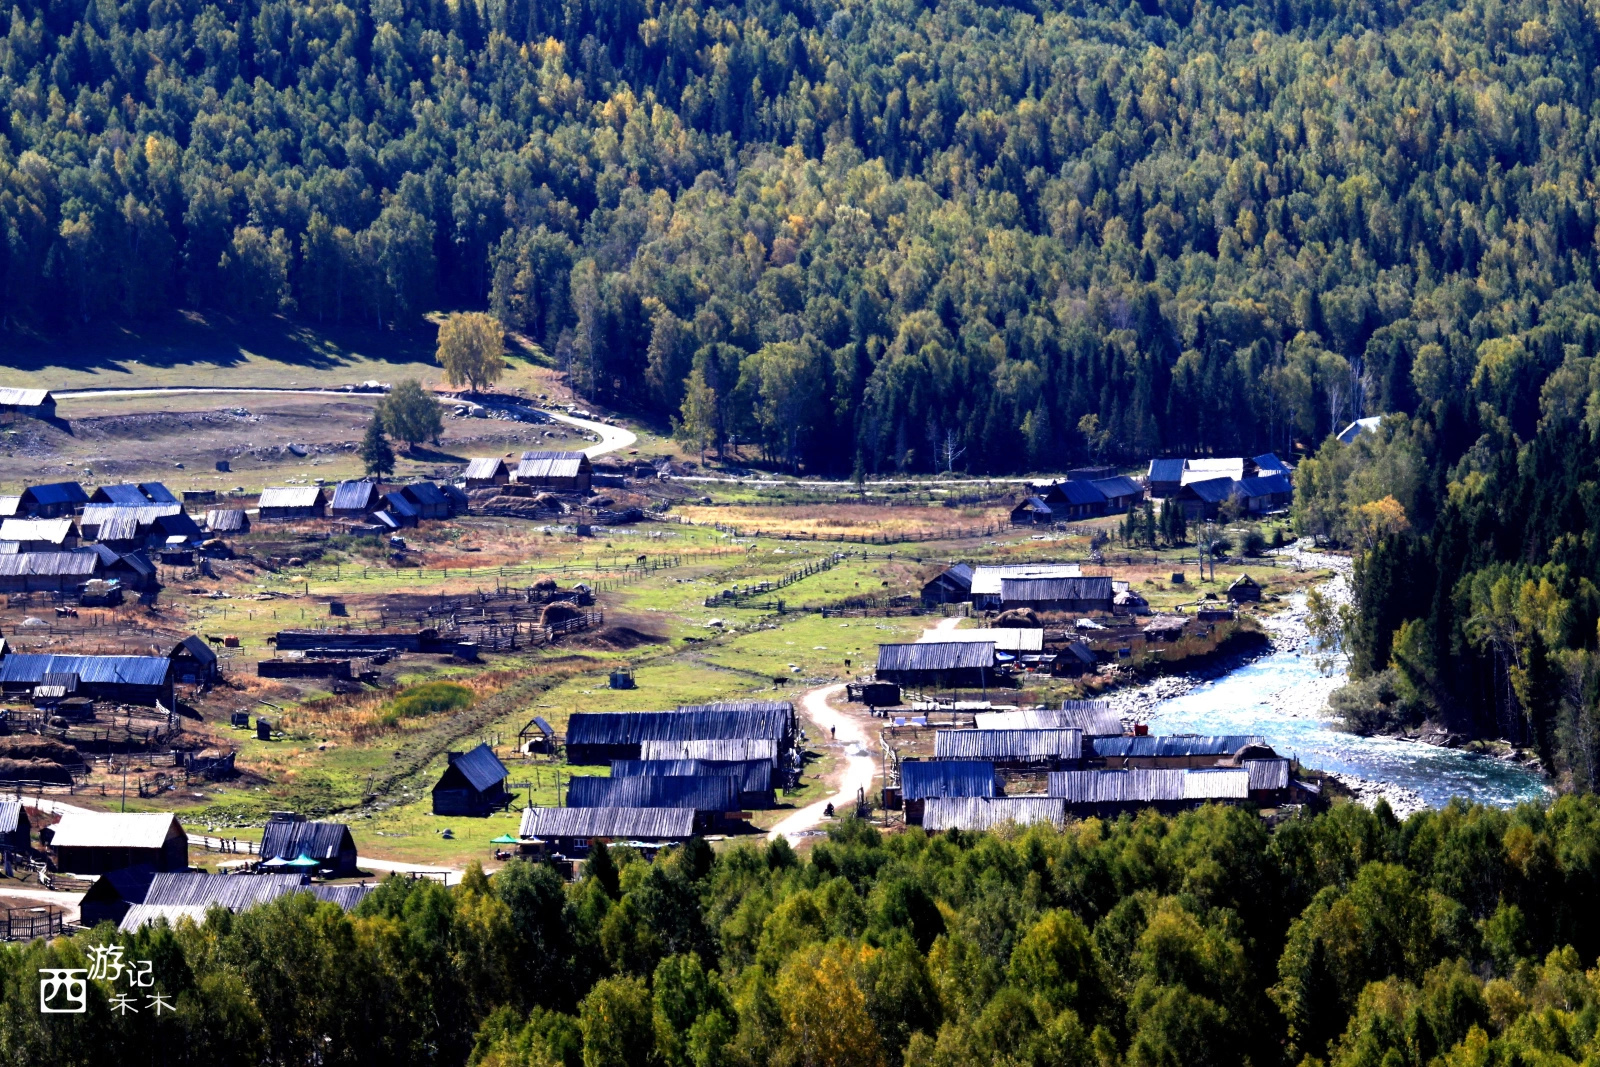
[0,908,63,941]
[704,553,845,606]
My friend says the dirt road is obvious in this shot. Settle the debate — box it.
[767,683,878,843]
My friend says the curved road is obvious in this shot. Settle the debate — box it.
[767,684,878,843]
[52,386,638,460]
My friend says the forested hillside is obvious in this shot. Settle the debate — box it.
[6,0,1600,470]
[13,805,1600,1066]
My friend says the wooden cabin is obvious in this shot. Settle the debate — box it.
[48,812,188,874]
[431,744,511,816]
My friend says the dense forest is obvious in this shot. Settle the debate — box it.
[13,803,1600,1066]
[7,0,1600,471]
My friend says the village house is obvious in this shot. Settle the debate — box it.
[431,743,511,816]
[463,457,511,488]
[513,450,592,492]
[998,576,1115,613]
[1009,496,1055,525]
[329,480,380,518]
[18,482,87,519]
[519,806,694,856]
[0,388,56,424]
[1039,479,1107,519]
[1174,476,1235,521]
[257,486,327,521]
[876,641,997,690]
[0,551,100,593]
[260,814,359,877]
[1227,574,1263,603]
[920,563,974,605]
[47,812,188,874]
[1090,476,1145,513]
[169,635,220,685]
[0,801,30,854]
[1232,473,1293,513]
[0,651,175,705]
[968,563,1082,610]
[0,517,78,551]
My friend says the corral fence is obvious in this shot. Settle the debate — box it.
[0,907,64,941]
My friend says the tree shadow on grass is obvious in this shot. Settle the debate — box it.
[0,311,439,379]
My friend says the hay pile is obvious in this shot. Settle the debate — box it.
[540,601,583,625]
[0,736,81,765]
[993,608,1041,628]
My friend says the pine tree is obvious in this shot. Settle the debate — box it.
[360,416,395,479]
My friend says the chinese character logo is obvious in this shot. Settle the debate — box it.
[39,969,87,1014]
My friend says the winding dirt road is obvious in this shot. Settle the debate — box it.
[767,683,878,842]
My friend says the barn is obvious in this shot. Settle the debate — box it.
[257,486,327,521]
[260,815,359,877]
[1089,476,1145,513]
[519,806,695,855]
[1049,767,1251,815]
[48,812,188,874]
[566,775,741,831]
[115,872,375,931]
[920,563,974,605]
[205,508,250,535]
[1227,574,1263,602]
[78,865,159,926]
[0,388,56,423]
[395,482,452,519]
[0,652,174,705]
[968,563,1081,611]
[875,641,996,690]
[1175,477,1235,521]
[513,450,592,492]
[899,760,997,825]
[974,702,1124,737]
[1040,479,1107,519]
[998,576,1114,613]
[1233,473,1293,514]
[90,483,178,506]
[18,482,87,519]
[0,801,29,854]
[564,706,794,765]
[168,636,220,685]
[464,457,511,487]
[431,743,511,815]
[330,480,380,517]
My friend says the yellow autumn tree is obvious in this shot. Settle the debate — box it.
[436,311,506,394]
[773,940,884,1067]
[1352,496,1410,549]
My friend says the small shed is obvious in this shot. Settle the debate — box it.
[1227,574,1263,603]
[257,486,327,522]
[260,815,359,877]
[0,387,55,423]
[18,482,87,519]
[169,635,220,685]
[519,715,557,755]
[513,450,592,492]
[49,812,188,874]
[0,801,30,854]
[431,744,511,816]
[329,480,380,517]
[464,457,511,488]
[921,563,974,605]
[205,508,250,535]
[1010,497,1054,525]
[1142,615,1188,642]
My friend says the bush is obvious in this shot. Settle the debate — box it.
[1208,534,1233,557]
[379,681,474,727]
[1241,529,1268,557]
[1329,668,1425,735]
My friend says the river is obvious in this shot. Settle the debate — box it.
[1110,550,1551,818]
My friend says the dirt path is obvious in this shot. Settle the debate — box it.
[767,684,878,842]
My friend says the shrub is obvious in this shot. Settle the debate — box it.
[379,681,474,727]
[1241,528,1268,556]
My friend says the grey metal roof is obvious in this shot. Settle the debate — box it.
[1253,454,1290,473]
[1183,458,1248,480]
[1183,477,1236,503]
[0,552,98,578]
[0,388,50,407]
[520,450,588,461]
[639,738,778,762]
[519,806,696,839]
[610,759,772,793]
[205,509,248,532]
[566,775,740,810]
[260,820,355,861]
[516,457,585,480]
[532,716,554,738]
[1050,768,1187,803]
[464,457,508,479]
[999,577,1114,603]
[94,515,140,541]
[94,484,153,505]
[385,493,420,518]
[173,635,218,666]
[402,482,449,508]
[1183,768,1251,799]
[51,812,182,850]
[117,873,371,931]
[0,801,24,835]
[140,483,179,505]
[934,729,1082,760]
[918,628,1043,652]
[1089,476,1143,499]
[1245,758,1290,791]
[1235,473,1292,498]
[0,497,17,517]
[969,563,1081,596]
[1147,459,1185,483]
[0,518,75,543]
[1046,481,1106,506]
[258,486,325,509]
[900,760,997,800]
[876,642,994,672]
[1092,735,1267,759]
[567,709,791,745]
[444,744,508,792]
[922,796,1065,831]
[1015,496,1052,514]
[975,707,1123,736]
[310,884,376,909]
[676,700,794,716]
[330,480,378,511]
[0,653,171,687]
